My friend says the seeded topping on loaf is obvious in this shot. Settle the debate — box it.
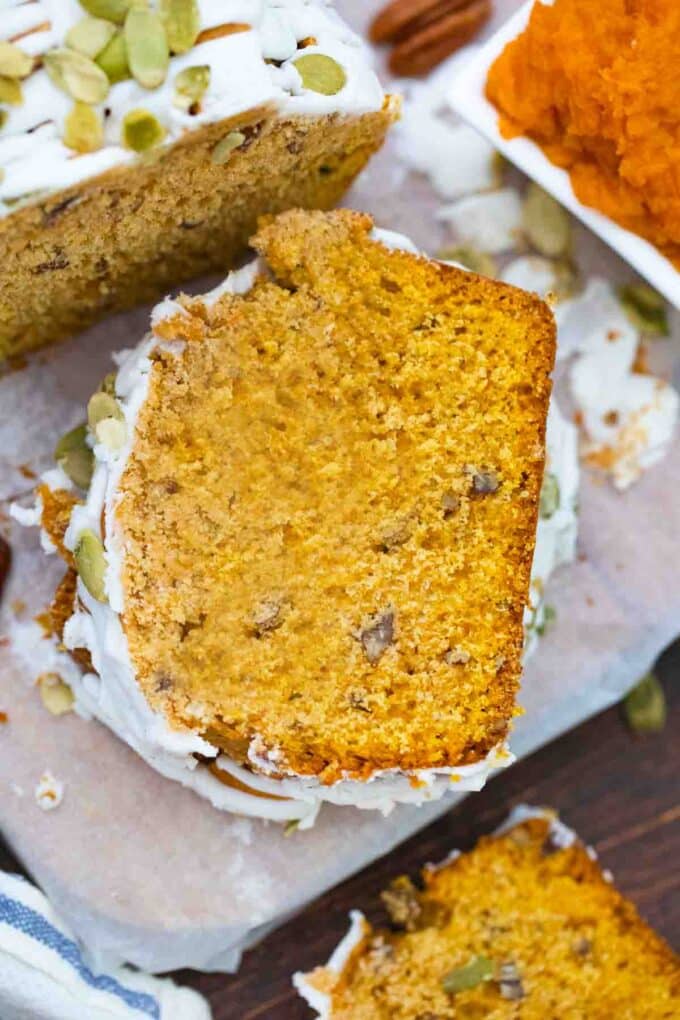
[299,815,680,1018]
[115,208,555,783]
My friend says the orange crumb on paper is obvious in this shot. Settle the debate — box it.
[485,0,680,267]
[0,711,8,723]
[632,344,651,374]
[585,447,618,471]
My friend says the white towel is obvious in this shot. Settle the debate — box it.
[0,872,211,1020]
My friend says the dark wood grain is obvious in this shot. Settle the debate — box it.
[1,644,677,1019]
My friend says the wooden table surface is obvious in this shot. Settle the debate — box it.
[1,644,677,1018]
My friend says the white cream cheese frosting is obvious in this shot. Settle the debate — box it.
[0,0,384,213]
[12,229,579,827]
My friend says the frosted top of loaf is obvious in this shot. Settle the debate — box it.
[0,0,384,214]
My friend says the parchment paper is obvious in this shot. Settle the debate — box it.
[1,0,679,974]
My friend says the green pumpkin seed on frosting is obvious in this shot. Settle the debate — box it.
[125,7,169,89]
[63,101,104,153]
[292,54,347,96]
[66,17,117,59]
[44,48,110,104]
[0,77,23,106]
[122,108,166,152]
[96,31,130,83]
[211,131,245,165]
[54,423,94,490]
[74,529,108,603]
[160,0,200,55]
[0,41,34,79]
[539,471,560,520]
[174,65,210,109]
[87,391,124,430]
[79,0,134,26]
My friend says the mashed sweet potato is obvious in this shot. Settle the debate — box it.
[486,0,680,267]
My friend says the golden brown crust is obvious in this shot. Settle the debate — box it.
[0,100,398,361]
[315,817,680,1018]
[115,208,554,782]
[37,485,79,566]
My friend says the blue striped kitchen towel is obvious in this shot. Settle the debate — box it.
[0,871,211,1020]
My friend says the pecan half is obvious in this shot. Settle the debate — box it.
[372,0,492,77]
[371,0,473,44]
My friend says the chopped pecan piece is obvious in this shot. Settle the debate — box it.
[251,598,285,636]
[381,876,422,931]
[470,469,500,496]
[357,608,395,664]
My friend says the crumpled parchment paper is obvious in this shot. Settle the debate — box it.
[0,0,678,975]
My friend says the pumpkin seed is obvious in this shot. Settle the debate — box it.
[100,371,117,395]
[539,472,560,519]
[125,7,169,89]
[292,54,346,95]
[95,31,129,82]
[437,245,497,277]
[618,283,669,336]
[63,100,103,153]
[79,0,133,25]
[38,673,75,716]
[74,529,108,603]
[0,40,34,79]
[624,672,666,733]
[54,423,94,489]
[535,603,556,638]
[87,390,123,430]
[283,819,299,836]
[211,130,245,164]
[0,77,23,105]
[442,956,495,995]
[552,258,581,301]
[174,64,210,110]
[44,48,110,104]
[160,0,200,55]
[66,17,117,59]
[95,416,127,449]
[0,111,6,129]
[523,183,571,257]
[121,107,166,151]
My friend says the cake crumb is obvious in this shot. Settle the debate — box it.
[35,771,64,812]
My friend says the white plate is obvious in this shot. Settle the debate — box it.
[448,0,680,308]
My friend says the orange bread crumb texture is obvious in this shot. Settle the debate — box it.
[115,208,555,782]
[307,815,679,1018]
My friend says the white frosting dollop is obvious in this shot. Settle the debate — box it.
[0,0,384,213]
